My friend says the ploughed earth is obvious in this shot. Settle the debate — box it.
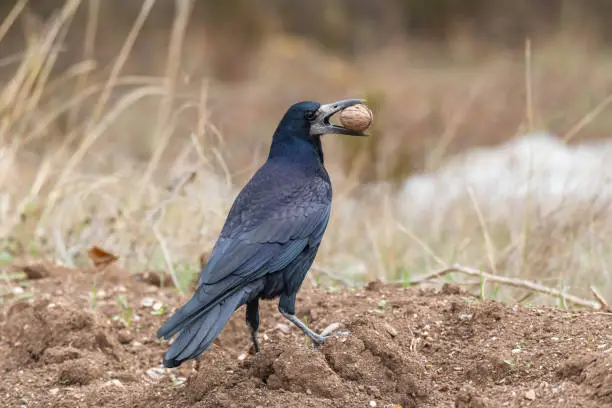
[0,261,610,408]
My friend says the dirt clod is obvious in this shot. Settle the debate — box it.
[455,385,491,408]
[42,346,81,364]
[21,263,51,280]
[117,329,134,344]
[269,344,349,398]
[58,357,103,385]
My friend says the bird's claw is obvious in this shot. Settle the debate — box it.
[309,322,351,348]
[309,333,327,346]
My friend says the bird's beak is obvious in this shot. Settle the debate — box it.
[309,98,369,137]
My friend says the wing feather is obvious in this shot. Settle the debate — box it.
[198,164,331,287]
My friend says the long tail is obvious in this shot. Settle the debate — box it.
[158,281,262,368]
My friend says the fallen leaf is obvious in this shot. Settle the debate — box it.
[88,246,119,267]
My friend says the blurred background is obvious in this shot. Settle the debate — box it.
[1,0,611,307]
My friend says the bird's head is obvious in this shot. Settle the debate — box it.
[276,99,368,138]
[270,99,368,163]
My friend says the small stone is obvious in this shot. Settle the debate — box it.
[238,353,247,361]
[152,301,164,311]
[274,323,291,334]
[384,323,398,337]
[524,389,536,400]
[146,367,165,380]
[12,287,25,295]
[49,388,59,396]
[172,376,187,386]
[369,400,377,407]
[140,297,154,308]
[306,389,312,395]
[104,379,124,388]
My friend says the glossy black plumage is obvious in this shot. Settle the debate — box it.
[157,100,364,368]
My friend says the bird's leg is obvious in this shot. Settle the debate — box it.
[278,294,346,346]
[245,298,260,353]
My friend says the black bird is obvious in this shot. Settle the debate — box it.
[157,99,367,368]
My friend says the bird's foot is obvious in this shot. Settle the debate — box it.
[280,311,350,348]
[307,322,351,348]
[307,332,326,345]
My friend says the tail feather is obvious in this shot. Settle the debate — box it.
[166,302,223,364]
[157,295,214,341]
[160,281,262,368]
[157,276,242,340]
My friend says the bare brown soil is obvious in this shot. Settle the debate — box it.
[1,262,611,408]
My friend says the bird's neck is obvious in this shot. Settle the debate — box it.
[268,134,325,166]
[311,136,324,163]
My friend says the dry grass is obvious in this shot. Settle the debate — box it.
[1,1,612,310]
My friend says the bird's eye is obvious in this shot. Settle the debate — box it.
[305,111,317,121]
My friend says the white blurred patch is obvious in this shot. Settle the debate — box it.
[396,132,612,222]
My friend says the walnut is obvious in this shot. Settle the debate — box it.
[339,104,373,132]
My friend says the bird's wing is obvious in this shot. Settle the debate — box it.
[199,171,331,287]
